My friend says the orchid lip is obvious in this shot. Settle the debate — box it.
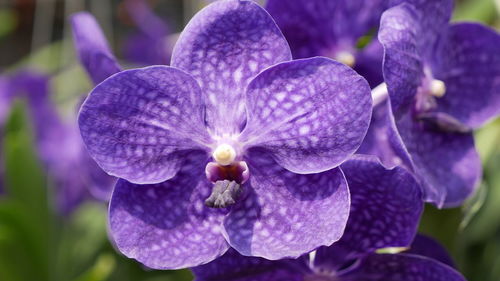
[205,161,249,184]
[204,161,249,208]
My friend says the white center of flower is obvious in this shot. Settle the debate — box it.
[335,51,356,67]
[430,79,446,98]
[212,144,236,166]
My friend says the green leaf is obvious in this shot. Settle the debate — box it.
[0,101,51,281]
[462,154,500,243]
[0,9,17,39]
[106,248,194,281]
[51,64,92,118]
[474,118,500,165]
[453,0,498,23]
[418,204,462,258]
[54,202,109,281]
[460,182,487,231]
[72,254,116,281]
[7,40,64,75]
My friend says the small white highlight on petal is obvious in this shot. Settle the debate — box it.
[233,67,243,83]
[212,144,236,166]
[375,246,409,254]
[430,79,446,97]
[335,51,356,67]
[309,250,317,269]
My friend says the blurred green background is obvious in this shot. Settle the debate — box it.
[0,0,499,280]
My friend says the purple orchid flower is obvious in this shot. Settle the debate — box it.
[76,0,372,269]
[192,235,464,281]
[266,0,387,87]
[122,0,174,66]
[192,156,463,281]
[5,71,115,213]
[362,0,500,208]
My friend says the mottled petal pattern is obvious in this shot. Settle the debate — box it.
[343,253,466,281]
[192,249,303,281]
[222,149,350,260]
[241,57,372,174]
[79,66,211,184]
[434,23,500,128]
[109,152,229,269]
[70,12,121,84]
[315,155,422,269]
[397,111,481,207]
[172,0,291,135]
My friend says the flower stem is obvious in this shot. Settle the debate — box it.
[371,82,388,107]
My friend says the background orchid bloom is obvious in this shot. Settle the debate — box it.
[122,0,174,66]
[361,0,500,208]
[2,71,115,213]
[266,0,387,87]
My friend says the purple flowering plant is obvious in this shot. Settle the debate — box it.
[76,0,373,269]
[192,157,464,281]
[66,0,500,278]
[360,0,500,208]
[266,0,500,209]
[193,234,465,281]
[2,0,500,279]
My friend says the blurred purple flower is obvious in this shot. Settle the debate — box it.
[76,0,372,269]
[122,0,174,65]
[362,0,500,208]
[71,12,122,85]
[0,77,10,126]
[72,1,174,76]
[0,71,115,213]
[192,157,463,281]
[266,0,387,87]
[0,76,12,192]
